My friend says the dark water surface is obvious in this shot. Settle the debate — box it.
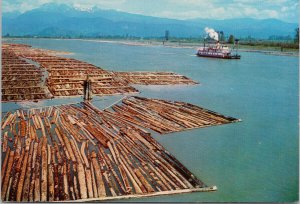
[2,38,299,202]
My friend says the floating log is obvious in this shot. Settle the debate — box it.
[1,147,10,181]
[16,146,30,201]
[91,151,106,197]
[41,137,48,201]
[80,141,90,168]
[90,159,99,198]
[1,150,14,200]
[63,163,70,200]
[85,168,94,198]
[22,142,34,201]
[77,163,88,199]
[72,163,80,200]
[2,132,8,152]
[28,142,38,201]
[10,149,25,201]
[34,140,42,202]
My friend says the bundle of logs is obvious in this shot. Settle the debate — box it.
[109,96,240,134]
[1,100,213,202]
[2,45,52,101]
[113,72,197,85]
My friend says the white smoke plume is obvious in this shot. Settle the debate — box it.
[204,27,219,41]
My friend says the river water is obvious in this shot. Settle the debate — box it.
[2,38,299,202]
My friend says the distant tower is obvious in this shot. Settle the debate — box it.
[83,75,92,101]
[165,30,169,41]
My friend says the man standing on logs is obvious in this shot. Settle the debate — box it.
[83,75,92,101]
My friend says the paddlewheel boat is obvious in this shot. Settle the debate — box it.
[197,40,241,59]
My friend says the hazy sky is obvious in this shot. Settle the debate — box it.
[3,0,299,23]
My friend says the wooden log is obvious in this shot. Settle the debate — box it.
[47,144,52,164]
[16,145,30,201]
[41,137,48,201]
[72,163,80,200]
[91,151,106,197]
[49,146,57,201]
[10,149,25,201]
[90,160,98,198]
[2,132,8,153]
[53,164,60,201]
[80,141,90,168]
[1,147,11,181]
[6,177,13,201]
[63,163,70,200]
[28,142,38,201]
[85,168,94,198]
[20,119,27,137]
[34,140,42,202]
[58,164,64,200]
[1,150,15,200]
[22,142,36,202]
[67,162,76,200]
[77,163,88,199]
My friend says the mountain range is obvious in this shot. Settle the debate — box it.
[2,3,298,39]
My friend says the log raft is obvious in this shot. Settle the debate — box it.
[2,44,200,102]
[0,96,237,201]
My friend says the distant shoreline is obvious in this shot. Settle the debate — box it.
[2,37,299,57]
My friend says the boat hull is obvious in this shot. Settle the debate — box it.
[196,53,241,59]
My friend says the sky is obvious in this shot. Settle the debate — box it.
[3,0,299,23]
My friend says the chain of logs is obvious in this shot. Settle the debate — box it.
[1,97,231,202]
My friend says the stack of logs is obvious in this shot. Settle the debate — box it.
[109,96,239,134]
[2,45,52,101]
[113,72,197,85]
[1,101,208,202]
